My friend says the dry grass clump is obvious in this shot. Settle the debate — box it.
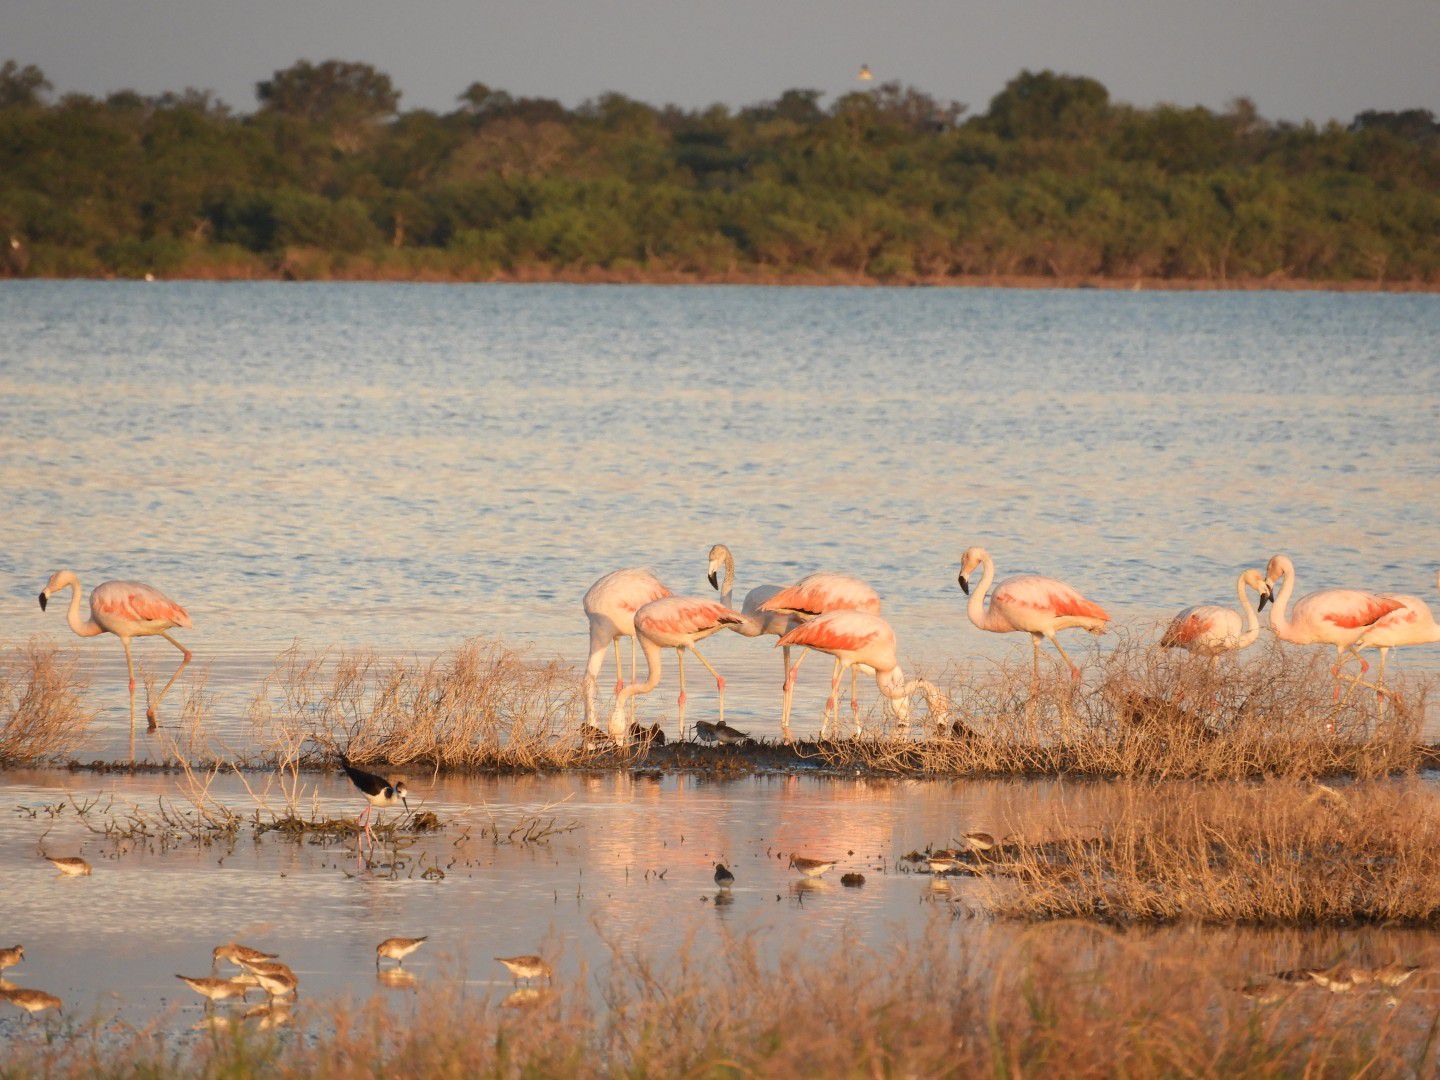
[989,779,1440,926]
[5,924,1437,1077]
[820,637,1427,780]
[0,639,94,765]
[248,638,598,771]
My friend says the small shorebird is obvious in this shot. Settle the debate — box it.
[254,969,298,1000]
[927,856,965,875]
[45,855,92,877]
[376,936,427,968]
[713,721,751,746]
[0,945,22,973]
[1370,961,1424,988]
[0,987,62,1016]
[693,719,721,743]
[237,958,295,982]
[340,755,409,852]
[960,832,997,853]
[1236,981,1288,1004]
[714,863,735,887]
[176,974,250,1007]
[495,955,552,985]
[213,943,278,968]
[789,855,837,878]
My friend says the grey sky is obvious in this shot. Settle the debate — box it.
[3,0,1436,123]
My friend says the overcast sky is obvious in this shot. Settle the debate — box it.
[4,0,1436,123]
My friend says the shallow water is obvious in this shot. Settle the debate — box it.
[1,282,1437,751]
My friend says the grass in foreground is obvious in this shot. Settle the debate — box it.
[986,778,1440,926]
[4,923,1438,1078]
[0,639,92,765]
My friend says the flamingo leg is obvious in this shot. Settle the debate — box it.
[613,638,624,697]
[629,635,638,720]
[147,631,192,727]
[850,667,860,725]
[826,659,842,733]
[676,649,688,740]
[120,636,138,742]
[782,645,791,689]
[1049,635,1081,683]
[582,625,613,728]
[782,648,810,743]
[689,645,725,727]
[1030,634,1041,692]
[1376,648,1388,721]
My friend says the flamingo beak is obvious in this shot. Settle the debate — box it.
[707,571,719,590]
[957,572,970,595]
[38,591,47,611]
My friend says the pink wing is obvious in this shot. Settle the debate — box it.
[1321,594,1404,629]
[777,611,887,653]
[759,573,881,617]
[636,597,741,636]
[92,580,192,627]
[1160,610,1212,647]
[995,577,1109,623]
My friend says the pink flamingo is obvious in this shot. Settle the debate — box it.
[775,612,946,739]
[1160,569,1274,666]
[38,570,193,733]
[957,547,1109,685]
[1264,554,1404,696]
[1350,571,1440,712]
[758,571,882,738]
[706,544,800,684]
[582,568,672,729]
[609,597,743,743]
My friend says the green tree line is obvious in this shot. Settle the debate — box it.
[1,59,1436,283]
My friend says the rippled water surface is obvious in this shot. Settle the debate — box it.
[2,282,1437,747]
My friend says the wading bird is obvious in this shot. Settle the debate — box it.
[789,855,837,878]
[1350,571,1440,712]
[956,547,1109,686]
[376,936,427,969]
[609,597,744,743]
[775,611,946,739]
[1160,569,1273,664]
[759,572,882,738]
[1264,554,1403,696]
[494,955,552,985]
[0,987,62,1016]
[340,756,408,854]
[707,544,801,686]
[582,568,673,728]
[39,571,192,735]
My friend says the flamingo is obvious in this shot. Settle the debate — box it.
[38,570,192,735]
[1264,554,1404,696]
[758,571,883,739]
[582,568,672,728]
[775,611,946,739]
[706,544,799,685]
[1160,569,1274,665]
[1350,570,1440,712]
[609,597,744,743]
[956,547,1109,685]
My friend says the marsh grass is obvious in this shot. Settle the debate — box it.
[987,779,1440,926]
[0,639,93,765]
[4,924,1438,1078]
[818,637,1429,780]
[247,638,604,771]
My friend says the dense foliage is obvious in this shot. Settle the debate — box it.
[1,60,1436,283]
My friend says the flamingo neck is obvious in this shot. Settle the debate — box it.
[968,555,1001,631]
[877,667,947,728]
[719,551,735,610]
[609,634,663,739]
[1268,560,1297,642]
[1235,575,1260,648]
[61,580,102,638]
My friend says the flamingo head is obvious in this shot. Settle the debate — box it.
[1264,554,1291,588]
[706,544,732,591]
[38,570,76,610]
[956,547,987,594]
[1242,569,1274,610]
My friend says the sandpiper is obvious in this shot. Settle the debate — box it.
[927,856,965,875]
[175,975,250,1007]
[237,958,295,982]
[0,945,23,973]
[376,936,427,968]
[213,943,278,968]
[0,987,62,1016]
[713,721,750,746]
[693,720,721,743]
[254,969,298,1000]
[960,832,997,853]
[495,955,552,985]
[1371,961,1423,988]
[1236,981,1288,1004]
[45,855,92,877]
[714,863,735,887]
[340,754,409,852]
[789,855,837,878]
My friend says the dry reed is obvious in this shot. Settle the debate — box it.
[818,636,1429,780]
[4,922,1438,1077]
[987,778,1440,926]
[248,638,600,771]
[0,639,93,765]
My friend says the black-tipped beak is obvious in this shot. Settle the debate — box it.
[38,591,47,611]
[957,573,969,595]
[1258,593,1269,611]
[707,571,718,590]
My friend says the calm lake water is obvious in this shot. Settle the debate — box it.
[1,282,1437,748]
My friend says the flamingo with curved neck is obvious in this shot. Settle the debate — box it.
[38,570,193,740]
[1160,569,1273,664]
[582,568,672,728]
[775,611,946,740]
[956,546,1109,685]
[706,543,799,682]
